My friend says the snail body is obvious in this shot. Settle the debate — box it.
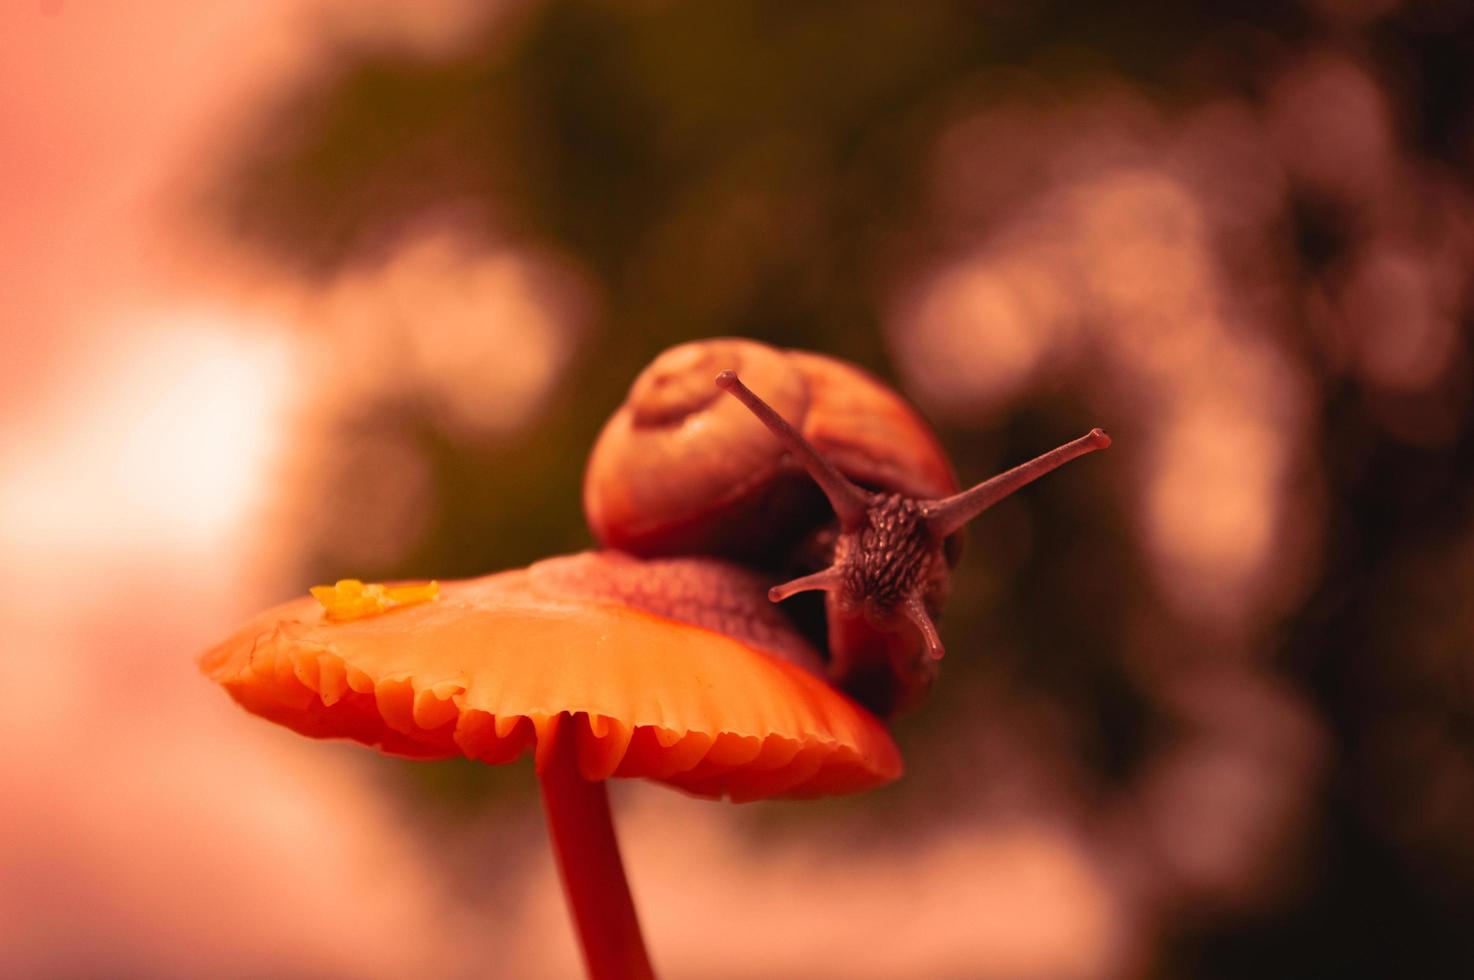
[582,338,1110,718]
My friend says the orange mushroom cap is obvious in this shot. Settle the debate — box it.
[201,553,901,802]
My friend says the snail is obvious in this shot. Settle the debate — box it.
[582,338,1110,717]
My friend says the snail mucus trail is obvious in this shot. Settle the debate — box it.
[713,368,1111,666]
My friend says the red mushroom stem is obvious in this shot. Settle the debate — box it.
[539,719,657,980]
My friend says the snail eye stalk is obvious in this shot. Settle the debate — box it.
[921,428,1111,539]
[715,370,871,530]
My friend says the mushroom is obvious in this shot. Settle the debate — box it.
[203,349,1109,976]
[201,550,900,979]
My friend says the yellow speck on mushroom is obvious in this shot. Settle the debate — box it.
[309,579,439,621]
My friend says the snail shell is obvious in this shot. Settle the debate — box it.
[584,338,958,562]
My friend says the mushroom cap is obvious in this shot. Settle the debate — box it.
[201,554,901,802]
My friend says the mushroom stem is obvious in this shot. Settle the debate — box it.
[539,721,656,980]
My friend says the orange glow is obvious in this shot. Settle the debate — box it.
[894,99,1316,630]
[0,319,300,563]
[620,804,1128,980]
[311,230,594,438]
[1336,242,1461,393]
[1269,52,1395,199]
[892,253,1072,415]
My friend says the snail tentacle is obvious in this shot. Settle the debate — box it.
[902,595,945,662]
[714,370,871,530]
[768,568,842,603]
[922,428,1112,539]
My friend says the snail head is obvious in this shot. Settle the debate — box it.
[715,370,1110,663]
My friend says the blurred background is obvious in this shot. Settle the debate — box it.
[4,0,1473,977]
